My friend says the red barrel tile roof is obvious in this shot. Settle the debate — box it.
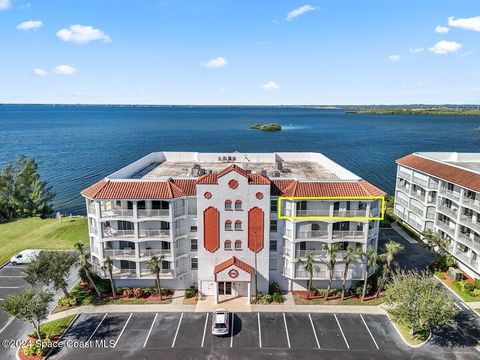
[280,180,385,197]
[214,256,253,275]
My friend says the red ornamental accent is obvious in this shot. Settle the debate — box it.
[229,269,239,278]
[204,207,219,252]
[248,207,264,253]
[204,191,212,199]
[255,192,264,199]
[228,179,239,189]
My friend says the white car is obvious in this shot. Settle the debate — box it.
[212,309,229,336]
[10,249,42,265]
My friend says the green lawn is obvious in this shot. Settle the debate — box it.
[0,217,88,265]
[29,315,76,339]
[392,320,430,346]
[436,275,480,302]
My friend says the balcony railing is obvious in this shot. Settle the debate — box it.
[332,230,364,239]
[138,229,170,238]
[463,196,480,208]
[296,230,329,239]
[398,170,411,180]
[409,204,424,217]
[410,191,426,202]
[426,213,435,220]
[396,197,409,207]
[104,248,136,258]
[138,209,169,218]
[88,204,96,215]
[175,227,188,237]
[454,252,478,270]
[459,215,480,233]
[112,269,137,278]
[140,268,174,277]
[437,205,458,219]
[333,209,368,217]
[435,221,455,235]
[283,247,291,257]
[173,206,186,218]
[368,228,376,238]
[427,181,439,190]
[282,266,292,277]
[175,246,188,256]
[295,270,352,280]
[101,209,134,218]
[103,229,135,238]
[296,209,331,217]
[440,188,461,200]
[283,228,293,237]
[139,248,171,257]
[295,250,349,260]
[176,266,187,276]
[412,177,427,188]
[397,183,410,193]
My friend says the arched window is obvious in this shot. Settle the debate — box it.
[235,200,242,210]
[235,220,242,230]
[225,220,232,231]
[225,200,232,211]
[234,240,242,250]
[224,240,232,250]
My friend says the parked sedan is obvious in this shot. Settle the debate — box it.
[212,309,229,336]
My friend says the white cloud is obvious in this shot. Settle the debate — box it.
[52,65,78,75]
[56,24,111,43]
[387,54,400,62]
[0,0,11,10]
[203,57,228,68]
[428,40,462,54]
[409,47,424,54]
[286,5,316,21]
[261,81,280,90]
[17,20,43,31]
[33,68,47,77]
[448,16,480,32]
[435,25,449,33]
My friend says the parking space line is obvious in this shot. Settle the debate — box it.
[230,312,235,348]
[283,313,291,349]
[460,303,469,310]
[454,303,462,310]
[114,313,132,347]
[308,313,320,349]
[0,287,20,289]
[334,313,350,349]
[87,313,107,342]
[257,313,262,348]
[360,314,379,350]
[0,275,24,277]
[143,313,158,348]
[201,313,209,347]
[171,313,183,348]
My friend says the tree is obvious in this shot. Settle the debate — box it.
[422,230,450,253]
[24,251,77,297]
[146,255,166,299]
[361,247,379,301]
[341,246,362,300]
[385,270,458,335]
[102,257,117,298]
[323,243,340,300]
[74,241,101,298]
[376,241,405,298]
[1,287,53,340]
[0,155,54,222]
[295,252,320,300]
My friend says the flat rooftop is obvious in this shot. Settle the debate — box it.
[445,161,480,173]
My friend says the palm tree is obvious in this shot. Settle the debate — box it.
[74,241,101,298]
[324,243,340,300]
[295,252,321,300]
[422,230,450,254]
[361,247,379,301]
[341,246,362,300]
[375,241,404,298]
[146,255,166,299]
[102,257,116,299]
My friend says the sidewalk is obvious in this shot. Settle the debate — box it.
[391,222,418,244]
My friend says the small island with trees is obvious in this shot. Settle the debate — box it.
[250,123,282,131]
[345,105,480,116]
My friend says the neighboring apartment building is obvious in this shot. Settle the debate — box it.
[394,152,480,278]
[82,152,385,303]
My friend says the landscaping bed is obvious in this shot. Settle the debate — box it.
[390,318,430,346]
[436,270,480,302]
[292,290,384,305]
[183,288,199,304]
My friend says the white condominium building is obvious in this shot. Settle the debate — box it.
[82,152,385,302]
[394,152,480,278]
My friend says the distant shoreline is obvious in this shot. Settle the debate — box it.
[346,108,480,116]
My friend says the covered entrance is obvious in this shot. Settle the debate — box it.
[213,256,253,305]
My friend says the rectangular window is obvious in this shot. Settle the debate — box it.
[191,257,198,270]
[270,240,277,252]
[235,201,242,211]
[269,258,278,271]
[190,238,198,251]
[117,220,134,230]
[190,226,198,232]
[270,199,278,212]
[296,201,307,211]
[270,220,277,232]
[447,183,454,191]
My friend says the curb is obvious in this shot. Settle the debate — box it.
[434,275,480,319]
[385,312,431,348]
[0,261,11,270]
[44,313,80,359]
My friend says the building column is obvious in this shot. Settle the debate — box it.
[247,282,251,304]
[214,282,219,304]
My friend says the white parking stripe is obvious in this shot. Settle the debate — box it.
[454,303,463,310]
[308,313,320,349]
[0,275,24,277]
[87,313,107,342]
[114,313,132,347]
[143,313,158,348]
[334,314,350,349]
[201,313,209,347]
[0,287,20,289]
[257,313,262,348]
[171,313,183,348]
[460,302,469,310]
[360,314,379,350]
[230,312,235,348]
[283,313,291,349]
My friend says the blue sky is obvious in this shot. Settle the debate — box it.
[1,0,480,105]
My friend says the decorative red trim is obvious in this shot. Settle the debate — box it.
[256,192,264,200]
[228,179,239,189]
[248,207,264,253]
[203,206,219,252]
[204,191,212,199]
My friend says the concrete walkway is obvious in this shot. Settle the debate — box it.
[391,222,419,244]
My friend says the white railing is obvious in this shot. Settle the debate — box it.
[103,229,135,238]
[410,191,426,202]
[173,206,186,218]
[175,266,187,276]
[296,230,329,239]
[140,268,174,277]
[88,204,96,215]
[175,227,188,237]
[283,228,293,237]
[435,221,454,235]
[296,209,331,216]
[295,270,352,279]
[138,209,169,218]
[175,246,187,256]
[139,248,171,257]
[397,183,410,193]
[396,197,409,207]
[428,181,439,190]
[463,196,480,208]
[438,205,458,219]
[426,213,435,220]
[282,266,292,277]
[409,204,424,217]
[89,226,98,235]
[104,249,136,258]
[283,247,291,257]
[368,228,376,237]
[332,230,364,239]
[412,177,427,188]
[440,188,460,200]
[333,209,368,217]
[101,209,134,218]
[112,269,137,278]
[139,229,170,238]
[459,215,480,233]
[296,250,328,259]
[398,170,411,180]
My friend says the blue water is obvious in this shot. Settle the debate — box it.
[0,105,479,214]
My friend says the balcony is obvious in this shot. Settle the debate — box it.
[296,250,349,260]
[426,213,435,220]
[283,228,293,237]
[138,209,169,218]
[332,230,365,240]
[296,209,331,217]
[409,204,424,217]
[139,248,172,258]
[435,221,455,236]
[412,177,427,188]
[101,209,134,218]
[427,181,439,190]
[437,205,458,219]
[173,206,186,218]
[175,227,188,237]
[104,248,136,258]
[397,183,410,194]
[440,188,461,201]
[112,268,137,278]
[175,246,188,257]
[333,209,368,217]
[454,252,478,270]
[396,197,409,207]
[140,268,174,278]
[282,266,292,277]
[367,228,377,238]
[283,247,291,257]
[88,204,96,215]
[138,229,171,239]
[463,196,480,208]
[295,269,352,280]
[296,230,329,240]
[410,191,426,203]
[103,229,135,239]
[459,215,480,233]
[398,170,411,180]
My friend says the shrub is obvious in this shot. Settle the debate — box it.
[133,288,143,298]
[122,288,134,298]
[455,280,475,293]
[314,288,328,297]
[268,282,281,295]
[271,292,284,303]
[430,254,456,272]
[78,269,111,294]
[261,294,272,303]
[185,288,198,299]
[475,279,480,290]
[473,288,480,297]
[58,294,78,307]
[161,288,172,296]
[23,341,49,356]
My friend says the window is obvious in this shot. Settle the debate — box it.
[296,201,307,211]
[235,200,242,210]
[270,199,278,212]
[447,183,454,191]
[225,220,232,231]
[127,201,133,210]
[235,220,242,230]
[358,201,367,210]
[137,201,146,210]
[311,223,320,231]
[191,257,198,270]
[190,225,197,232]
[234,240,242,250]
[224,240,232,250]
[269,258,278,271]
[270,240,277,252]
[190,238,198,251]
[152,200,169,210]
[118,220,134,230]
[270,220,277,232]
[225,200,232,211]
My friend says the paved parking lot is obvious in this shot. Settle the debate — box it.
[50,311,408,359]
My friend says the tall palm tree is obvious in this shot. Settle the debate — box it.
[422,229,450,254]
[295,252,321,300]
[146,255,166,299]
[361,247,378,301]
[102,257,116,299]
[375,241,404,298]
[341,246,362,301]
[323,243,340,300]
[74,241,101,298]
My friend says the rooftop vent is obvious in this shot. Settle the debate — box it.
[276,161,283,171]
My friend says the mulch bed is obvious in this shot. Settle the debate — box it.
[292,290,380,304]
